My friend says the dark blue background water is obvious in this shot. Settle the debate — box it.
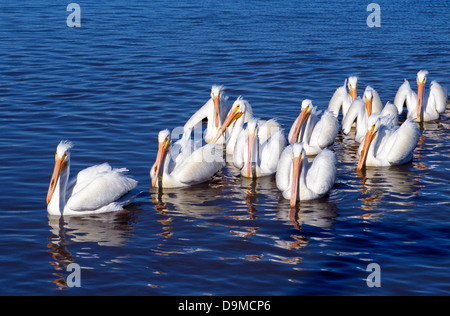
[0,0,449,295]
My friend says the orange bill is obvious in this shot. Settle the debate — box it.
[211,107,243,143]
[289,107,310,144]
[357,127,377,171]
[152,139,169,187]
[290,154,303,207]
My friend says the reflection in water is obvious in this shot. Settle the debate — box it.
[46,209,139,290]
[150,177,227,219]
[276,197,338,230]
[149,178,228,255]
[356,158,422,215]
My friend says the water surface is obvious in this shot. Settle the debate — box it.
[0,0,449,295]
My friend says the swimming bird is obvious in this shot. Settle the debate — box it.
[357,115,420,171]
[394,70,447,121]
[233,119,286,178]
[342,88,398,143]
[288,99,339,155]
[328,76,358,119]
[211,96,284,159]
[150,129,225,188]
[183,85,230,144]
[210,96,254,154]
[47,141,138,216]
[276,143,337,207]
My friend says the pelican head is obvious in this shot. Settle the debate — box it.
[151,130,171,188]
[211,96,246,143]
[364,87,374,117]
[47,140,73,205]
[246,119,258,177]
[416,70,429,119]
[290,143,305,207]
[357,116,380,171]
[289,99,312,144]
[348,76,358,101]
[210,85,225,128]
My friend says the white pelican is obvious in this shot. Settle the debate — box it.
[183,85,230,144]
[210,96,254,154]
[328,76,358,119]
[150,129,225,188]
[342,88,398,143]
[357,115,420,171]
[276,143,337,207]
[288,99,339,155]
[232,119,286,178]
[394,70,448,121]
[47,141,138,216]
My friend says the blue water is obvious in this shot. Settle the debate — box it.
[0,0,449,295]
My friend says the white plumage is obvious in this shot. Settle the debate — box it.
[233,119,286,178]
[183,85,230,144]
[276,143,337,207]
[394,70,447,121]
[328,76,358,120]
[288,99,339,155]
[342,92,399,143]
[47,141,138,216]
[210,96,254,154]
[150,129,225,188]
[357,115,420,170]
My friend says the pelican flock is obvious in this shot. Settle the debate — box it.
[47,70,448,214]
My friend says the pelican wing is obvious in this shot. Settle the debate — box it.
[386,120,420,165]
[306,149,337,197]
[428,81,447,114]
[310,110,339,149]
[258,119,282,144]
[276,144,294,192]
[67,164,138,212]
[380,102,399,125]
[172,144,225,185]
[260,129,286,173]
